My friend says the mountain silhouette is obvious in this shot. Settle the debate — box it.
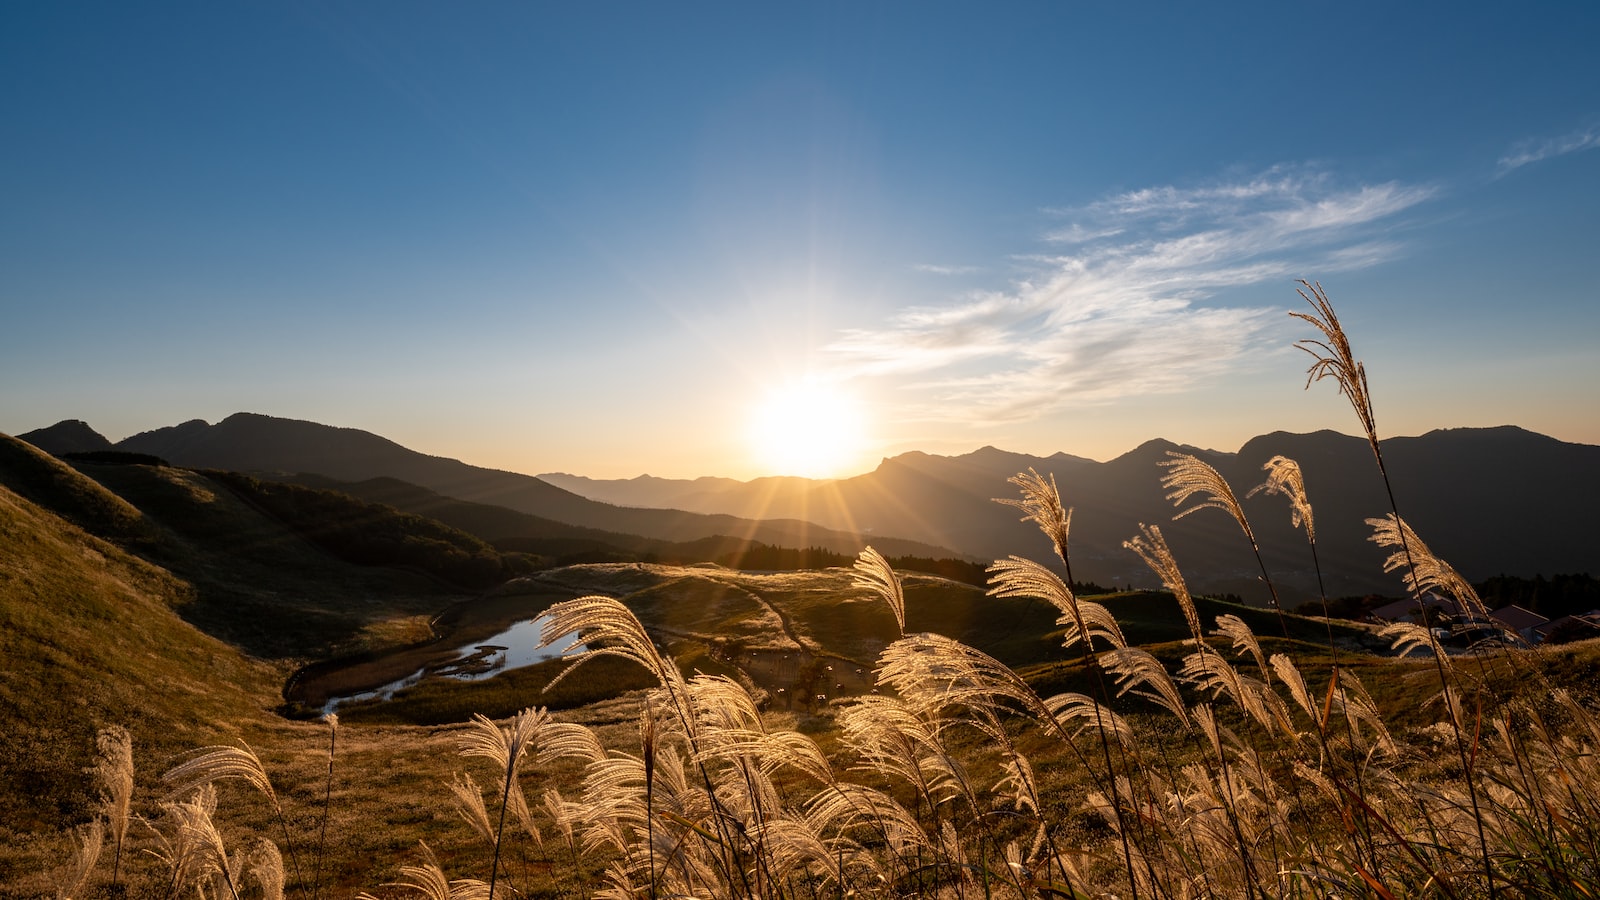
[548,427,1600,602]
[17,419,114,456]
[100,413,955,559]
[21,414,1595,603]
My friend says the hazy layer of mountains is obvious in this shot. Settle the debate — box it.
[549,429,1600,601]
[21,414,1599,602]
[20,415,956,561]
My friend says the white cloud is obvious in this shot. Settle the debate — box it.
[911,263,981,276]
[1043,223,1125,244]
[1499,125,1600,171]
[828,168,1433,426]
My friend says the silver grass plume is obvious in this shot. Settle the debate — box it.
[446,772,496,847]
[458,708,546,785]
[1123,523,1202,646]
[997,468,1073,566]
[537,721,607,768]
[752,813,847,890]
[687,673,765,737]
[163,740,308,897]
[1179,652,1278,733]
[458,708,548,900]
[1248,455,1315,542]
[159,785,240,900]
[1380,621,1450,663]
[835,694,950,808]
[579,751,653,845]
[988,555,1126,651]
[248,839,286,900]
[163,742,277,802]
[1099,647,1191,725]
[697,721,835,787]
[852,545,906,634]
[93,725,133,885]
[1329,668,1396,757]
[592,862,643,900]
[876,632,1065,732]
[1160,451,1287,625]
[54,819,103,900]
[978,716,1042,815]
[541,788,579,853]
[1291,281,1379,462]
[1042,693,1135,746]
[358,842,489,900]
[1190,705,1247,768]
[1268,654,1317,725]
[803,782,931,864]
[143,784,211,897]
[1213,614,1269,681]
[1366,514,1491,622]
[1160,452,1252,530]
[214,853,247,900]
[537,595,682,694]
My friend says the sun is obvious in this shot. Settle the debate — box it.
[746,376,870,478]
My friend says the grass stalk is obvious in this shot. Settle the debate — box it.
[1294,279,1495,895]
[312,714,337,900]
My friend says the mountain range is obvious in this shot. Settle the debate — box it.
[19,414,1599,602]
[18,414,955,561]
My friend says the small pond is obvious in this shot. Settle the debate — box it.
[321,614,583,714]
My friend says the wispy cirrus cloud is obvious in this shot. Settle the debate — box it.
[1499,124,1600,172]
[831,167,1433,425]
[912,263,982,276]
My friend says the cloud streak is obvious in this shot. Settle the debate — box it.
[830,168,1432,425]
[912,263,982,276]
[1499,125,1600,171]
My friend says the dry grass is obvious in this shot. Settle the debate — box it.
[12,281,1600,898]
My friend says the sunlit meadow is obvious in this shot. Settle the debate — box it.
[30,284,1600,900]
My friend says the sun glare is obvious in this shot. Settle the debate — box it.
[747,377,870,478]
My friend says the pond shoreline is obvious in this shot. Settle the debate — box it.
[282,586,581,713]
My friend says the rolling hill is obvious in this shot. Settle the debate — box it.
[0,438,282,832]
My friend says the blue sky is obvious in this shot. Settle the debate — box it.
[3,2,1597,478]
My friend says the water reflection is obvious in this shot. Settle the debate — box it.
[324,614,581,713]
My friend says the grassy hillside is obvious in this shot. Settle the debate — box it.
[204,470,534,590]
[0,480,280,833]
[281,473,990,579]
[35,459,473,661]
[0,434,159,549]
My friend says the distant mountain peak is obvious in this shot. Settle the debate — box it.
[1415,424,1548,442]
[17,419,114,456]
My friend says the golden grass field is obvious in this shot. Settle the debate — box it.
[5,284,1600,898]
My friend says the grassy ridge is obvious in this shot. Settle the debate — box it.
[44,460,467,661]
[0,479,279,832]
[0,434,157,548]
[205,470,535,590]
